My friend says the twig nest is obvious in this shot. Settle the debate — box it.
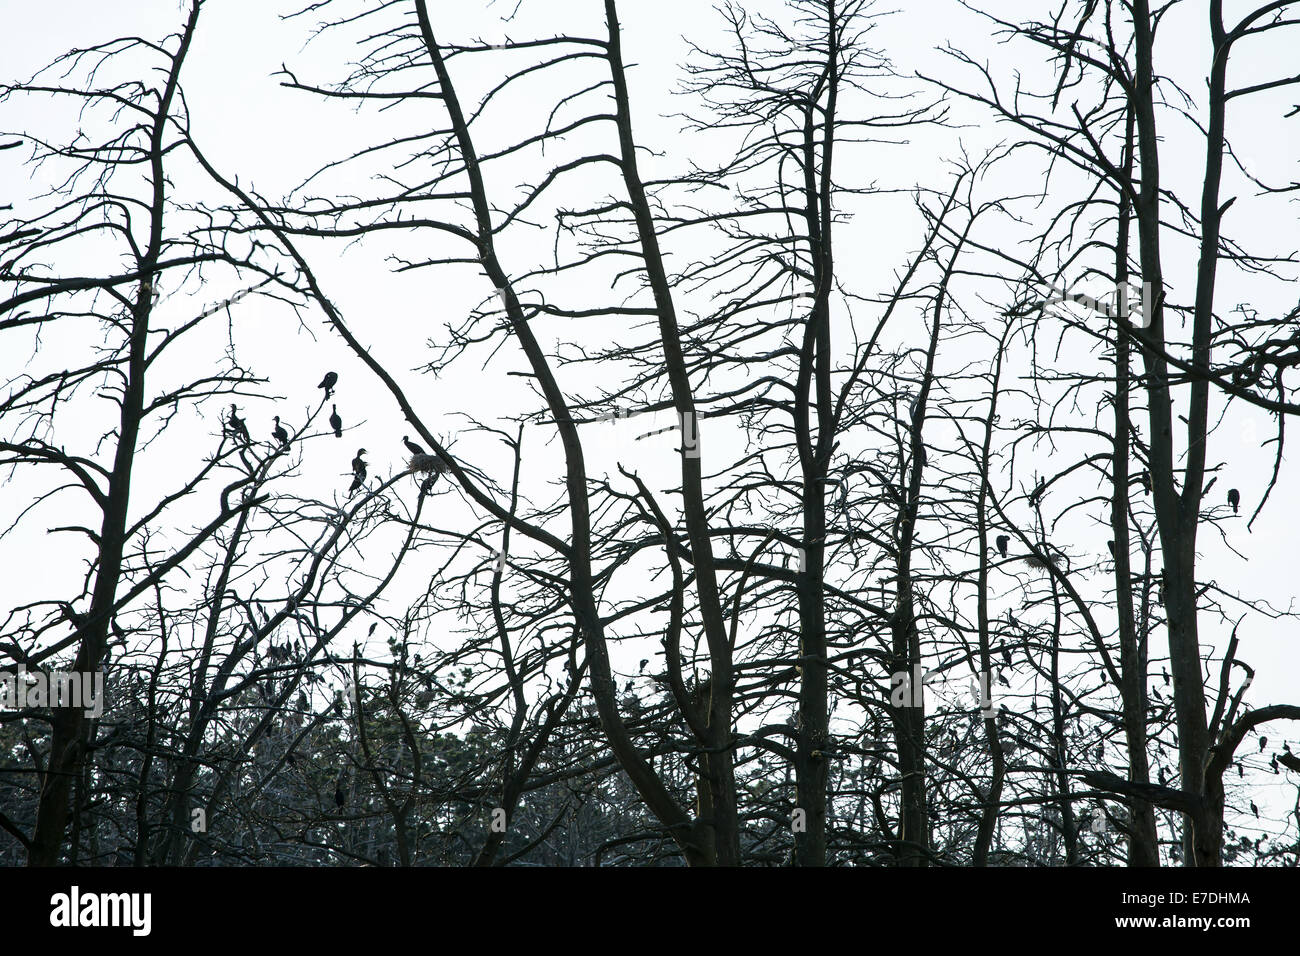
[407,453,448,475]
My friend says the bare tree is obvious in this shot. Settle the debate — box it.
[0,0,283,864]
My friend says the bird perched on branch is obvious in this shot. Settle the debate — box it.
[349,448,367,495]
[330,405,342,438]
[318,371,338,399]
[402,435,425,456]
[1228,487,1240,514]
[272,416,289,448]
[996,534,1009,558]
[1028,479,1045,505]
[227,404,250,444]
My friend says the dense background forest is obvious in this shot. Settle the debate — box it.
[2,0,1299,867]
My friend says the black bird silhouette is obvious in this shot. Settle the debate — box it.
[1250,801,1259,818]
[227,404,250,444]
[1228,487,1240,513]
[1279,752,1300,774]
[1271,754,1279,773]
[1000,645,1012,669]
[1259,735,1268,752]
[638,659,648,672]
[402,435,425,456]
[334,785,346,809]
[349,448,367,494]
[272,416,289,448]
[329,404,342,438]
[1106,540,1116,559]
[318,371,338,399]
[1135,470,1151,495]
[995,534,1009,558]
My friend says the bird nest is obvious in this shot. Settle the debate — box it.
[407,453,448,475]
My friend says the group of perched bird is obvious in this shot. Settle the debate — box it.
[348,436,439,494]
[986,485,1244,566]
[319,374,346,443]
[223,371,443,497]
[226,371,342,450]
[228,369,450,497]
